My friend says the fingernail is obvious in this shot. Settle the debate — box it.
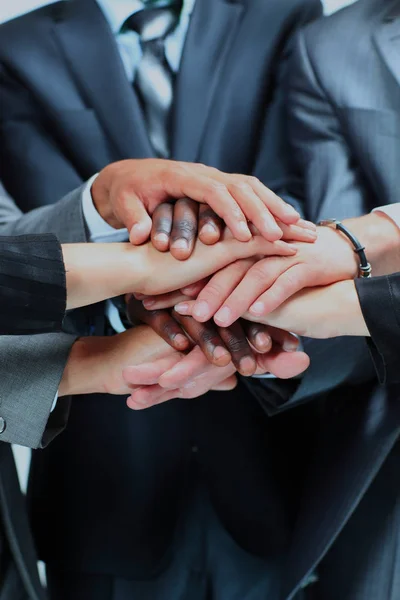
[264,218,282,237]
[200,224,218,236]
[255,332,271,350]
[143,299,155,309]
[238,221,251,238]
[250,302,265,316]
[239,356,256,375]
[213,346,231,364]
[302,229,318,240]
[173,334,189,348]
[153,233,169,244]
[174,303,190,315]
[283,340,299,352]
[193,300,210,320]
[214,306,232,326]
[298,219,317,231]
[171,238,189,250]
[130,222,147,238]
[284,204,300,218]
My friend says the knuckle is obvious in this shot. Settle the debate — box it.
[199,328,219,346]
[160,320,179,337]
[173,219,197,236]
[249,263,269,284]
[230,181,252,194]
[246,175,260,187]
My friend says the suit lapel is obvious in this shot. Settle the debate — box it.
[171,0,244,162]
[374,1,400,90]
[52,0,154,160]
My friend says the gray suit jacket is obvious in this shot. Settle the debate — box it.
[281,0,400,596]
[0,185,86,600]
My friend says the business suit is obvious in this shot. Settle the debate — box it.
[0,1,325,598]
[278,1,400,597]
[0,230,70,600]
[355,273,400,386]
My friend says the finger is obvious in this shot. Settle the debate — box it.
[141,291,190,311]
[151,203,173,252]
[123,354,182,387]
[170,198,198,260]
[180,279,209,297]
[227,180,283,242]
[127,297,190,351]
[218,321,257,376]
[247,177,300,226]
[187,259,254,323]
[279,221,318,243]
[172,311,232,367]
[198,205,223,245]
[158,345,211,389]
[249,264,309,316]
[179,363,236,398]
[297,219,317,231]
[177,172,252,241]
[212,374,238,391]
[256,346,310,379]
[241,320,272,354]
[267,326,299,352]
[127,385,179,410]
[213,258,292,327]
[112,189,153,245]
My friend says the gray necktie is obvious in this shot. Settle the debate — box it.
[127,5,181,157]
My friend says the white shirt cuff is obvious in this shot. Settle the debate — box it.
[82,174,129,243]
[372,204,400,230]
[51,391,59,412]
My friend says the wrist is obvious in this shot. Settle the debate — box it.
[326,280,368,337]
[91,165,123,229]
[343,212,400,276]
[316,225,360,279]
[59,336,114,396]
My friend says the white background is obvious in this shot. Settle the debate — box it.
[3,0,357,486]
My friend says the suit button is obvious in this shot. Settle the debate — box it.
[0,417,6,434]
[191,445,198,453]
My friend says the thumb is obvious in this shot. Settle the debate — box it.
[113,189,153,245]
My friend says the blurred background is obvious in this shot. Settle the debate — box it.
[1,0,358,490]
[0,0,359,24]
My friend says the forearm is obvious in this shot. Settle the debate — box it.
[245,281,369,339]
[62,243,147,310]
[343,212,400,277]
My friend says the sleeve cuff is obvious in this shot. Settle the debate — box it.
[373,204,400,231]
[82,174,129,243]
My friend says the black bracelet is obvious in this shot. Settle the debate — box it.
[318,218,372,278]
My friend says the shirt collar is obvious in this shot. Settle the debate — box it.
[96,0,196,35]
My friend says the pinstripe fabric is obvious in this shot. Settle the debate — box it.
[0,234,66,335]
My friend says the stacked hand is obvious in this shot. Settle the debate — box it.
[61,158,321,407]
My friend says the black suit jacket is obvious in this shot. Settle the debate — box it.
[0,234,66,335]
[355,273,400,386]
[0,0,323,589]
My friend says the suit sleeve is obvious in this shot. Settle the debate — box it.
[355,273,400,385]
[0,332,76,448]
[0,233,66,335]
[0,185,89,448]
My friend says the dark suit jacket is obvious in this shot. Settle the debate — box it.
[280,1,400,597]
[0,234,66,335]
[0,231,68,600]
[355,273,400,386]
[0,0,324,591]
